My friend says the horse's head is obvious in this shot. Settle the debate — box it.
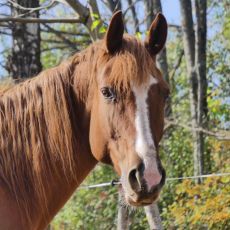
[89,11,169,206]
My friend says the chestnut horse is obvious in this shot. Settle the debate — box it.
[0,11,169,229]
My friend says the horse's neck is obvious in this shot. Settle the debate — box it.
[0,61,98,229]
[34,66,98,229]
[35,148,97,229]
[0,53,98,229]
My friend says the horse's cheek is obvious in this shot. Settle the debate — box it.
[89,113,107,162]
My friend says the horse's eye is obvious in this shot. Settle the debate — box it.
[163,88,170,102]
[163,93,170,105]
[101,87,116,101]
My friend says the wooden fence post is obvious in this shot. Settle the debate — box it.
[117,191,129,230]
[144,203,163,230]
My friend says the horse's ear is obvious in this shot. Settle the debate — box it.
[105,10,124,54]
[145,13,167,56]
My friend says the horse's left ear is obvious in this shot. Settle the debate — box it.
[105,10,124,54]
[145,13,168,56]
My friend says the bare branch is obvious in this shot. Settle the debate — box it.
[7,0,58,12]
[133,11,151,31]
[106,0,121,12]
[0,17,82,23]
[42,23,78,50]
[42,39,71,44]
[132,16,182,33]
[165,119,230,140]
[41,28,88,37]
[0,22,10,27]
[0,30,11,35]
[64,0,88,18]
[0,3,9,7]
[169,49,184,80]
[168,23,182,31]
[127,0,140,33]
[123,0,141,16]
[0,48,10,55]
[41,45,70,52]
[64,0,103,41]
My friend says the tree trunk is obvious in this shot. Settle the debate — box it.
[194,0,209,174]
[117,192,129,230]
[7,0,42,82]
[127,0,140,33]
[179,0,200,182]
[147,0,172,117]
[145,0,154,29]
[144,204,163,230]
[179,0,208,182]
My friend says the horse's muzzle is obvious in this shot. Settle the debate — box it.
[124,162,166,206]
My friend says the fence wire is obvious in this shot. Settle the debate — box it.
[78,172,230,190]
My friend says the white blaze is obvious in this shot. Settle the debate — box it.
[132,76,162,189]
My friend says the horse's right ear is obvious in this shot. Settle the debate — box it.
[105,11,124,54]
[145,13,168,56]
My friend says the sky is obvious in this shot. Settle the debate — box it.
[162,0,181,25]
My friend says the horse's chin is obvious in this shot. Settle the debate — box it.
[125,193,160,207]
[119,186,160,207]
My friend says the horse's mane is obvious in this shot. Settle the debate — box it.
[0,59,79,221]
[0,35,154,222]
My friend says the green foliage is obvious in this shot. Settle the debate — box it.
[51,165,151,230]
[91,20,101,31]
[129,209,148,230]
[162,133,230,229]
[51,165,118,230]
[161,128,193,178]
[90,13,107,34]
[165,177,230,229]
[135,32,142,39]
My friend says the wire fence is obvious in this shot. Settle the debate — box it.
[79,172,230,190]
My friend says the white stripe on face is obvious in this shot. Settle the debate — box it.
[132,76,162,189]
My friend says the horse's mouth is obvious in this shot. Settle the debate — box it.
[126,193,160,207]
[124,186,161,207]
[120,168,166,207]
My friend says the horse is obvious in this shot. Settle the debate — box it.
[0,11,169,229]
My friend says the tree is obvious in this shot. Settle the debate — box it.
[7,0,42,81]
[194,0,208,174]
[179,0,208,182]
[144,0,171,117]
[64,0,103,41]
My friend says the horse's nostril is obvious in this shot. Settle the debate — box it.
[128,163,145,192]
[128,168,137,186]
